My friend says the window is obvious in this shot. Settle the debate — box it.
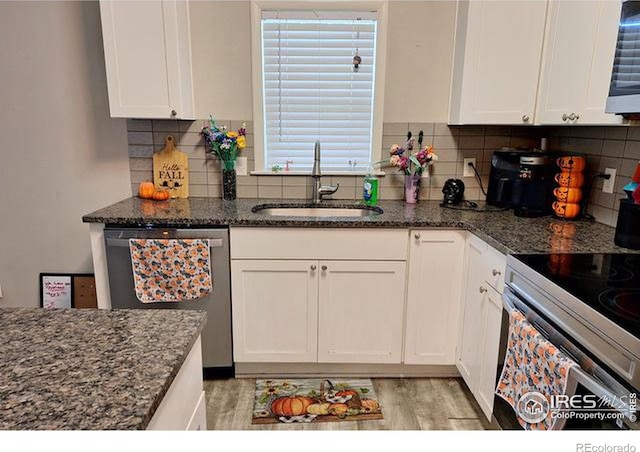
[258,10,380,173]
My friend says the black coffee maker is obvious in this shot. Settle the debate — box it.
[487,148,555,217]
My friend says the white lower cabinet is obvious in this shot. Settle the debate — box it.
[456,234,507,421]
[231,260,318,363]
[476,285,504,420]
[229,228,408,365]
[404,230,465,365]
[230,228,504,383]
[147,337,206,430]
[318,260,406,364]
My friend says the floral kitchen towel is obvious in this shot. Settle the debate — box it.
[129,239,212,303]
[495,309,578,430]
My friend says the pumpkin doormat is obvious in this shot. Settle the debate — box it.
[252,378,383,424]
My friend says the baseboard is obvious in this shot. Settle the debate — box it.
[235,362,460,378]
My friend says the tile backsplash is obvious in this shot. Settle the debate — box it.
[126,118,638,227]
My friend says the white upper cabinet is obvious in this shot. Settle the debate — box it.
[450,0,623,126]
[449,1,547,125]
[99,0,195,119]
[535,0,623,125]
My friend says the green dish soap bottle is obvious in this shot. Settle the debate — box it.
[363,165,379,206]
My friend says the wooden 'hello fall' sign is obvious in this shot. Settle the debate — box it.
[153,135,189,198]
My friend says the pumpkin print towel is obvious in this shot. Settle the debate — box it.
[495,309,578,430]
[129,239,212,303]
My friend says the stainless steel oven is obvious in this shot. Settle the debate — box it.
[493,255,639,430]
[607,0,640,115]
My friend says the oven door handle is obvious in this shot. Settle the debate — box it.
[502,289,636,423]
[105,238,224,248]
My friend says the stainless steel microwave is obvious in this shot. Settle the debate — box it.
[607,0,640,115]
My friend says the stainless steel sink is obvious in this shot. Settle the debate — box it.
[252,204,383,217]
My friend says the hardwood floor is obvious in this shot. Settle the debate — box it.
[204,377,491,430]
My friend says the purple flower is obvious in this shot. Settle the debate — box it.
[398,156,409,171]
[416,150,428,165]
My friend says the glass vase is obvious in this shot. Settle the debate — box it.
[222,160,237,201]
[404,174,421,204]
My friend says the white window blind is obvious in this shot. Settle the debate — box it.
[261,11,378,172]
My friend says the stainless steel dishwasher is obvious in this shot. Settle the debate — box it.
[104,227,233,375]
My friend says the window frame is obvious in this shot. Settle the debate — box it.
[250,0,388,175]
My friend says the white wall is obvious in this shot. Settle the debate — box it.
[188,0,455,122]
[0,1,131,307]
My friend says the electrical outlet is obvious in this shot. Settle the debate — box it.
[603,168,616,194]
[463,158,476,177]
[236,157,248,176]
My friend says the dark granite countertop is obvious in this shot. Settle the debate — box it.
[0,308,206,430]
[83,197,636,255]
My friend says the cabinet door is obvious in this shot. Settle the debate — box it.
[449,1,547,124]
[404,230,465,365]
[231,260,318,362]
[536,1,622,125]
[476,286,504,421]
[100,0,194,119]
[317,261,406,364]
[456,234,488,390]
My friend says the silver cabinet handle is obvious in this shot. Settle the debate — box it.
[171,109,177,117]
[492,269,502,276]
[479,286,488,294]
[310,265,317,271]
[321,265,328,271]
[414,233,421,240]
[522,114,530,123]
[563,112,579,122]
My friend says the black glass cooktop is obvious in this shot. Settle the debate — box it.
[514,253,640,341]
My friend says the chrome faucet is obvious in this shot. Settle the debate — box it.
[311,140,339,203]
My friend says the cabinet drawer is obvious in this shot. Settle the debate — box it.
[230,228,408,261]
[485,246,507,293]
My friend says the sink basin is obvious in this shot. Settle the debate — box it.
[252,204,383,217]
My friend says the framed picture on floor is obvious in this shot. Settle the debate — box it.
[39,273,97,309]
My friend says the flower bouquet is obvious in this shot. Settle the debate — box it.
[201,117,247,200]
[385,133,437,203]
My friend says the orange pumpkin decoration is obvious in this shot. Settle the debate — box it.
[555,171,584,188]
[553,187,582,203]
[270,396,313,417]
[360,399,380,413]
[552,201,581,219]
[138,181,155,199]
[328,403,348,416]
[556,156,586,172]
[152,189,170,201]
[336,389,358,399]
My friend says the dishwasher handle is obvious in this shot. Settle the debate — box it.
[105,237,224,248]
